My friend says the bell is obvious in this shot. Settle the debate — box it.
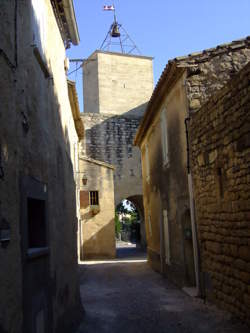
[111,23,120,38]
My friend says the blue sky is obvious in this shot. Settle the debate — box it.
[67,0,250,112]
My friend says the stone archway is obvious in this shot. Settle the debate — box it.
[125,195,146,249]
[115,195,146,250]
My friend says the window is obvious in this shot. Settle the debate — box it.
[148,213,152,236]
[217,167,225,199]
[145,143,150,182]
[31,0,47,59]
[160,109,169,167]
[89,191,99,205]
[163,210,170,264]
[27,198,47,248]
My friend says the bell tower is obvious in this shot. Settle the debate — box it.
[80,6,154,249]
[100,5,141,55]
[82,7,153,116]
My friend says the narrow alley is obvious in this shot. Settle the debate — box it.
[76,244,249,333]
[1,1,250,332]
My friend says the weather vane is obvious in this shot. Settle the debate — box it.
[100,4,141,55]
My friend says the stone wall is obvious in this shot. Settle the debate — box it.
[82,51,153,249]
[78,157,116,259]
[183,38,250,111]
[81,112,143,205]
[0,1,81,332]
[189,62,250,324]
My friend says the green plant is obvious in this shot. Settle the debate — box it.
[115,212,121,236]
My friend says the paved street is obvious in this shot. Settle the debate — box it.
[76,246,249,333]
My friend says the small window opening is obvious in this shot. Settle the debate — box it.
[27,198,46,248]
[217,167,224,199]
[89,191,99,205]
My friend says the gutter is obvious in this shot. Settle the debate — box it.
[67,80,84,140]
[62,0,80,45]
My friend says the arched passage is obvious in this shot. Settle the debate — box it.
[115,195,146,250]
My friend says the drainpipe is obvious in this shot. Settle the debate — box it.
[185,117,201,297]
[159,200,165,275]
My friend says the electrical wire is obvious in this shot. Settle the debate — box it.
[67,64,83,76]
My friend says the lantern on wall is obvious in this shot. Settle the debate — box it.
[82,173,87,186]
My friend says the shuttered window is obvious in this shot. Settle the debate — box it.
[148,213,152,236]
[160,109,169,166]
[163,209,171,264]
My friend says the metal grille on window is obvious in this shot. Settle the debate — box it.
[89,191,99,205]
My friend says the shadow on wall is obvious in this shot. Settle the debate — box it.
[82,102,147,164]
[0,2,82,332]
[79,162,114,196]
[81,103,147,207]
[80,218,116,260]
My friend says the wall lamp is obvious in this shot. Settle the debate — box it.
[82,173,88,186]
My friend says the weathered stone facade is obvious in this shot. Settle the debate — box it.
[81,113,143,204]
[134,37,250,293]
[0,1,82,332]
[135,70,195,285]
[189,62,250,324]
[177,38,250,110]
[81,51,153,247]
[78,156,116,260]
[83,51,153,116]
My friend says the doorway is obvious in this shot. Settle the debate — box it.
[20,176,52,333]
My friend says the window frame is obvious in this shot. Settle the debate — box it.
[148,212,152,236]
[163,209,171,265]
[160,108,169,167]
[89,191,99,206]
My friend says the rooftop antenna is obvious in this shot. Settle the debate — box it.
[100,4,141,55]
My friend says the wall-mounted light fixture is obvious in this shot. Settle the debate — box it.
[82,173,87,186]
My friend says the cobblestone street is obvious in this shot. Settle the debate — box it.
[76,246,249,333]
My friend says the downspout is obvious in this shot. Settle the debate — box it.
[184,95,201,297]
[185,117,201,296]
[159,200,165,275]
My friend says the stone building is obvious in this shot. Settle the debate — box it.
[81,51,154,248]
[189,62,250,324]
[78,156,115,260]
[0,1,83,332]
[134,37,250,292]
